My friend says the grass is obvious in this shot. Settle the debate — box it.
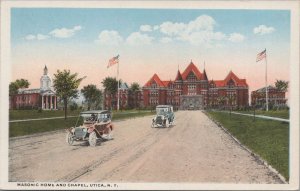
[9,110,155,138]
[237,109,289,119]
[206,111,289,181]
[9,109,81,120]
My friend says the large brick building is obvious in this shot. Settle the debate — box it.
[251,86,287,109]
[9,66,58,110]
[142,61,249,110]
[104,83,144,110]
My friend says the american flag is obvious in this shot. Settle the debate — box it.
[256,49,266,62]
[107,55,119,68]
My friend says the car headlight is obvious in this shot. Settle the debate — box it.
[82,128,87,132]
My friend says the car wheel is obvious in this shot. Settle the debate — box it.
[165,119,170,128]
[89,131,97,147]
[66,132,74,146]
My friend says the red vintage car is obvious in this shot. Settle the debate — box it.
[66,110,114,147]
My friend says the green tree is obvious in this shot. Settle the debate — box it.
[81,84,103,110]
[101,77,121,109]
[53,70,84,119]
[9,79,30,95]
[129,82,140,92]
[275,80,289,92]
[129,82,141,109]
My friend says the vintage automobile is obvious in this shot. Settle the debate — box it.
[151,105,175,128]
[66,110,114,147]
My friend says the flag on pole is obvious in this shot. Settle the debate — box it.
[107,55,119,68]
[256,49,266,62]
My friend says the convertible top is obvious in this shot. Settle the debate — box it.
[80,110,111,115]
[156,105,172,108]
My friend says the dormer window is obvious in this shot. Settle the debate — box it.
[227,79,235,88]
[187,72,197,81]
[151,81,157,88]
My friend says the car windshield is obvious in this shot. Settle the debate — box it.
[81,113,111,123]
[156,107,169,114]
[81,113,98,122]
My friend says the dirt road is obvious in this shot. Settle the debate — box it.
[9,111,282,183]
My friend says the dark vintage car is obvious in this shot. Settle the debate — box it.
[151,105,175,128]
[66,110,114,147]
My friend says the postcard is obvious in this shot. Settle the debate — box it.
[0,0,299,190]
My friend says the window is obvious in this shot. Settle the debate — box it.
[187,72,197,81]
[188,84,197,95]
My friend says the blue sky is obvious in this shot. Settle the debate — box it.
[11,8,290,45]
[11,8,290,94]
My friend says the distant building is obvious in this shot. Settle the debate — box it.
[142,61,249,110]
[9,66,58,110]
[251,86,287,108]
[104,82,143,110]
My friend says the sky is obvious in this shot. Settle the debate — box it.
[11,8,290,97]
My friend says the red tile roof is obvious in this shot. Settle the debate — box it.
[144,73,165,87]
[181,62,202,80]
[162,80,173,87]
[224,71,248,87]
[201,69,208,80]
[175,70,183,81]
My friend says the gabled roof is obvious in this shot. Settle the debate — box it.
[213,80,225,87]
[181,61,202,80]
[162,80,173,87]
[119,82,129,89]
[255,85,277,93]
[224,71,248,87]
[175,70,183,81]
[144,73,165,87]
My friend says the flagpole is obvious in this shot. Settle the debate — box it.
[117,59,120,111]
[265,49,268,111]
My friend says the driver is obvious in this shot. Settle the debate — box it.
[90,114,96,121]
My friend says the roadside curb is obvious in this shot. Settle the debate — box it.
[203,111,288,184]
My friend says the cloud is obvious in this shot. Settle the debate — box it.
[36,34,50,40]
[158,15,226,46]
[160,37,172,44]
[160,22,186,36]
[153,25,160,30]
[49,25,82,38]
[95,30,123,46]
[140,25,152,32]
[126,32,154,46]
[253,25,275,35]
[25,34,49,41]
[25,35,36,40]
[228,33,245,42]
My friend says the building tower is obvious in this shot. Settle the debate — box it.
[40,65,52,91]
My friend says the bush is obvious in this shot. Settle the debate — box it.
[70,102,78,111]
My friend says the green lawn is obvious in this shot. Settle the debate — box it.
[206,111,289,181]
[9,110,155,137]
[237,110,289,119]
[9,109,81,120]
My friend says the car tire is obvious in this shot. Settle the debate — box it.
[165,119,170,128]
[66,132,74,146]
[89,131,97,147]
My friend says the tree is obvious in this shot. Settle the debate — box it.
[129,82,141,109]
[53,70,84,119]
[101,77,121,109]
[130,82,140,92]
[9,79,30,95]
[275,80,289,92]
[81,84,103,110]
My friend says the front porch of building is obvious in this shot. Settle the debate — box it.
[179,95,204,110]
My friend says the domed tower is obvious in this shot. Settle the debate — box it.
[40,65,52,91]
